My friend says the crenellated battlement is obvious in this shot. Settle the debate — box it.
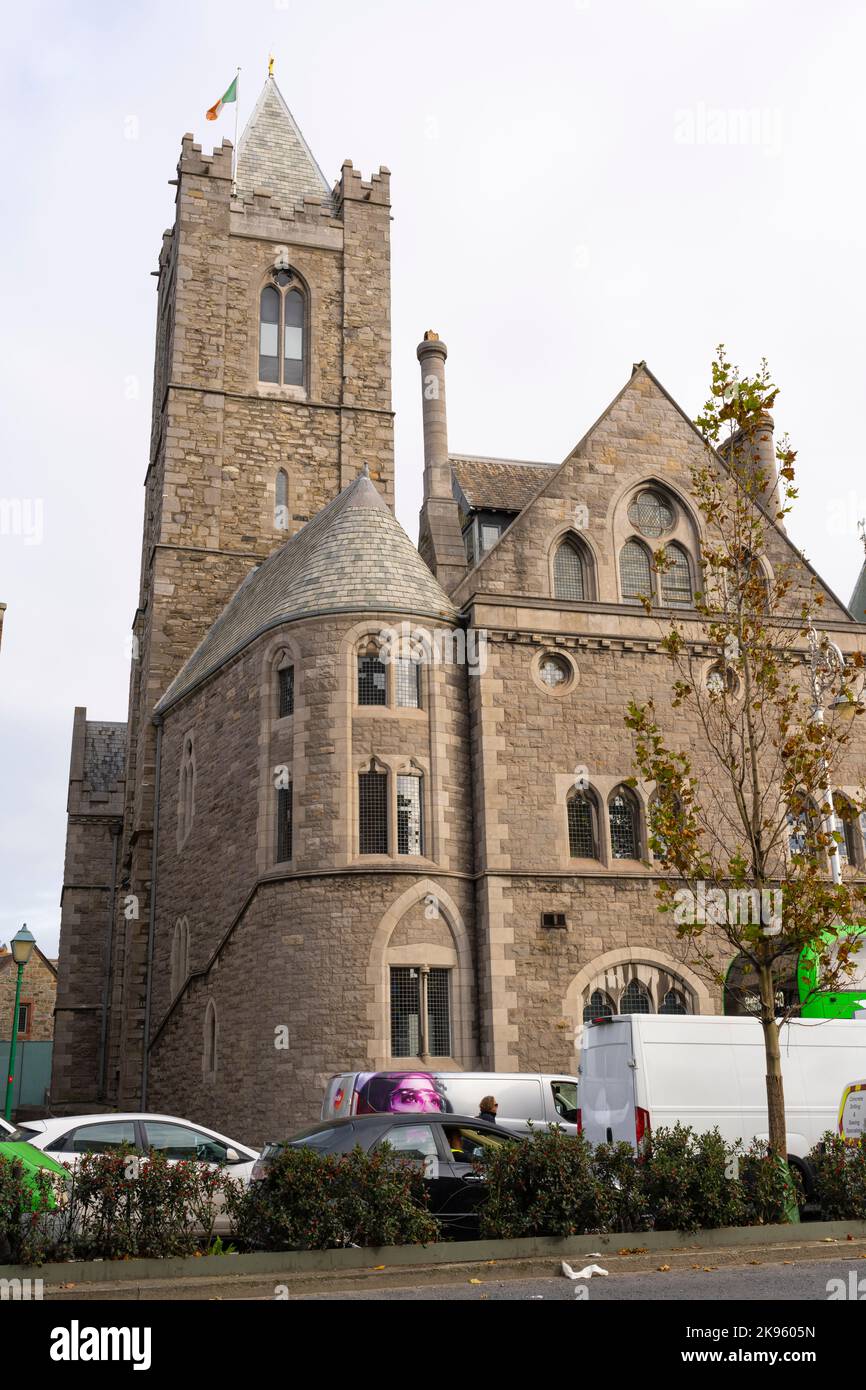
[337,159,391,208]
[178,133,234,181]
[229,186,339,226]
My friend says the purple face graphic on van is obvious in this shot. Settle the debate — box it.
[355,1072,448,1115]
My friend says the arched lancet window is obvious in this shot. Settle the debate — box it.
[649,790,681,865]
[661,543,693,607]
[170,918,190,1000]
[787,789,819,860]
[620,979,652,1014]
[283,289,304,386]
[259,275,306,387]
[359,766,389,854]
[609,786,640,860]
[583,989,614,1022]
[567,790,598,859]
[275,468,289,530]
[834,794,860,868]
[738,549,771,612]
[397,774,424,855]
[178,737,195,847]
[258,285,280,383]
[358,645,387,706]
[554,538,587,601]
[620,539,652,604]
[203,999,218,1081]
[660,988,688,1015]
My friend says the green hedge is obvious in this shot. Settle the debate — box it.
[480,1125,799,1239]
[810,1134,866,1220]
[227,1144,439,1251]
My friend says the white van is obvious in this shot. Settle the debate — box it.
[579,1014,866,1183]
[322,1071,579,1136]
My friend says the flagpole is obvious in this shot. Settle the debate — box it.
[232,67,241,191]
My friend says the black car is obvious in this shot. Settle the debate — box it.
[252,1113,519,1236]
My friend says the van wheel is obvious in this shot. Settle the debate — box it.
[787,1156,814,1204]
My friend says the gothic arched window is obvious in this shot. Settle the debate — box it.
[567,790,598,859]
[661,543,693,607]
[609,786,641,860]
[203,1000,218,1081]
[259,285,280,383]
[834,794,860,868]
[620,540,652,604]
[170,917,190,1000]
[554,538,587,601]
[275,468,289,530]
[583,989,614,1022]
[178,736,195,848]
[620,979,652,1014]
[283,289,304,386]
[259,276,306,387]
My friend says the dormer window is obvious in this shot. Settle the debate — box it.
[259,274,305,387]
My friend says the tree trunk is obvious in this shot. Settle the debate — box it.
[759,963,787,1159]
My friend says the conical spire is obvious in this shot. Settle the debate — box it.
[155,473,457,714]
[235,75,333,209]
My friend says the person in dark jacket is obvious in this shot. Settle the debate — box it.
[477,1095,498,1123]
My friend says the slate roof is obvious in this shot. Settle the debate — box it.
[83,722,126,791]
[155,473,458,715]
[235,78,334,211]
[850,561,866,623]
[450,455,556,514]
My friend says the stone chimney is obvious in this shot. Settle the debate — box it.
[416,332,466,592]
[722,411,785,530]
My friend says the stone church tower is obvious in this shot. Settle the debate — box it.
[54,77,394,1108]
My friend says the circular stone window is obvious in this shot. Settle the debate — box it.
[628,489,675,538]
[532,650,578,696]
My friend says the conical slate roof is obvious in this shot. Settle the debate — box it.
[155,474,458,715]
[235,77,333,210]
[850,560,866,623]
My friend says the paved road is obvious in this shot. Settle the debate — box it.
[298,1257,864,1300]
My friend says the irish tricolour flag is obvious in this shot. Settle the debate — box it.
[206,75,238,122]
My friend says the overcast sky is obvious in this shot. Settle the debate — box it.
[2,0,866,956]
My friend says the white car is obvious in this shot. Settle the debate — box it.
[14,1112,259,1185]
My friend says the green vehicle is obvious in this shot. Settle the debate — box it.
[724,926,866,1019]
[0,1141,69,1210]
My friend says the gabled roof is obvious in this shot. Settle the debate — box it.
[0,945,57,979]
[454,362,857,622]
[235,78,333,210]
[450,455,556,514]
[155,473,458,715]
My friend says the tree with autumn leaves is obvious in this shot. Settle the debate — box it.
[626,348,866,1161]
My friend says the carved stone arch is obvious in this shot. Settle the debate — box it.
[547,524,599,602]
[608,473,706,547]
[564,947,712,1039]
[366,878,474,1069]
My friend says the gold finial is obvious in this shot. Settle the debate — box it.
[268,55,275,78]
[423,329,439,341]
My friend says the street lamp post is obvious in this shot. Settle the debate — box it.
[4,925,35,1123]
